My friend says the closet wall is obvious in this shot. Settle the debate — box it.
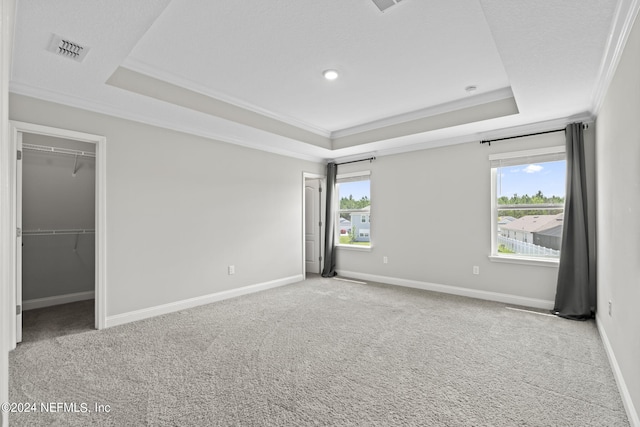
[21,133,95,305]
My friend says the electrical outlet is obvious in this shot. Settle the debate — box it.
[228,265,235,275]
[473,266,480,275]
[608,300,612,316]
[383,256,388,264]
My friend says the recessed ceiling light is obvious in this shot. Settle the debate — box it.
[323,69,339,81]
[465,85,478,93]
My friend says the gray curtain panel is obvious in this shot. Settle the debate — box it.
[321,162,338,277]
[553,123,596,320]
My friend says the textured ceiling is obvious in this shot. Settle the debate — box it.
[9,0,628,161]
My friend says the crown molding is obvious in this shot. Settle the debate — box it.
[330,152,379,164]
[331,87,515,139]
[9,82,594,166]
[475,113,594,143]
[106,66,331,149]
[591,0,640,116]
[121,57,332,138]
[9,81,327,163]
[341,113,595,161]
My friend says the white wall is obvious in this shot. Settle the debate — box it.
[10,94,323,318]
[21,134,95,301]
[336,131,578,306]
[596,7,640,424]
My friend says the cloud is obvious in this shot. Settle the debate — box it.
[523,164,544,174]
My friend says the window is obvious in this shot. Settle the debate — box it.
[337,171,371,247]
[490,147,566,262]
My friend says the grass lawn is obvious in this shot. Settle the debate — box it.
[339,235,370,246]
[498,244,516,254]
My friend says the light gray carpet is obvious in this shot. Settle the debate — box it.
[9,276,628,426]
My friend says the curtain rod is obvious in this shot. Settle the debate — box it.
[480,129,563,146]
[480,123,588,146]
[336,156,376,166]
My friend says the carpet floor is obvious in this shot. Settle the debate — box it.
[9,276,628,426]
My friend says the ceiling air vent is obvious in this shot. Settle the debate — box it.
[47,34,90,62]
[371,0,403,12]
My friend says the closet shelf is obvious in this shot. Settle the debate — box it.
[22,143,96,158]
[22,229,95,236]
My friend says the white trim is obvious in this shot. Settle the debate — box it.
[9,121,107,333]
[121,58,332,138]
[336,270,555,310]
[331,87,515,139]
[596,315,640,427]
[9,82,327,164]
[490,167,498,260]
[10,79,596,165]
[10,120,104,143]
[23,291,94,311]
[591,0,640,116]
[1,2,16,426]
[105,275,303,328]
[363,115,591,161]
[488,255,560,268]
[488,145,566,161]
[336,245,372,252]
[336,170,371,180]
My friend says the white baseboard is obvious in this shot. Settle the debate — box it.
[336,270,555,310]
[597,315,640,427]
[23,290,95,311]
[105,275,303,328]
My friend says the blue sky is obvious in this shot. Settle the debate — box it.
[498,160,566,198]
[338,180,370,200]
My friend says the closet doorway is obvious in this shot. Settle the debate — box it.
[10,121,106,347]
[303,173,325,277]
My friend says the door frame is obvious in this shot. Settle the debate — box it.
[9,121,107,347]
[302,172,325,277]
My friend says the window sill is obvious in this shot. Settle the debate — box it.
[488,255,559,268]
[336,244,372,252]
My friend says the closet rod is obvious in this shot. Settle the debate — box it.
[22,229,95,236]
[22,143,96,158]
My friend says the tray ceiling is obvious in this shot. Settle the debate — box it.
[10,0,625,161]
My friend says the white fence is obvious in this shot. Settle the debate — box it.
[498,235,560,258]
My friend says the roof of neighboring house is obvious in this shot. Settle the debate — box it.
[339,218,351,226]
[500,214,564,233]
[498,216,517,225]
[535,224,563,237]
[351,205,370,215]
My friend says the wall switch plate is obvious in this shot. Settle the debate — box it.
[383,256,388,264]
[473,266,480,275]
[228,265,235,275]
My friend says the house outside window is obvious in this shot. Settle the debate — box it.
[337,171,371,247]
[490,146,566,262]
